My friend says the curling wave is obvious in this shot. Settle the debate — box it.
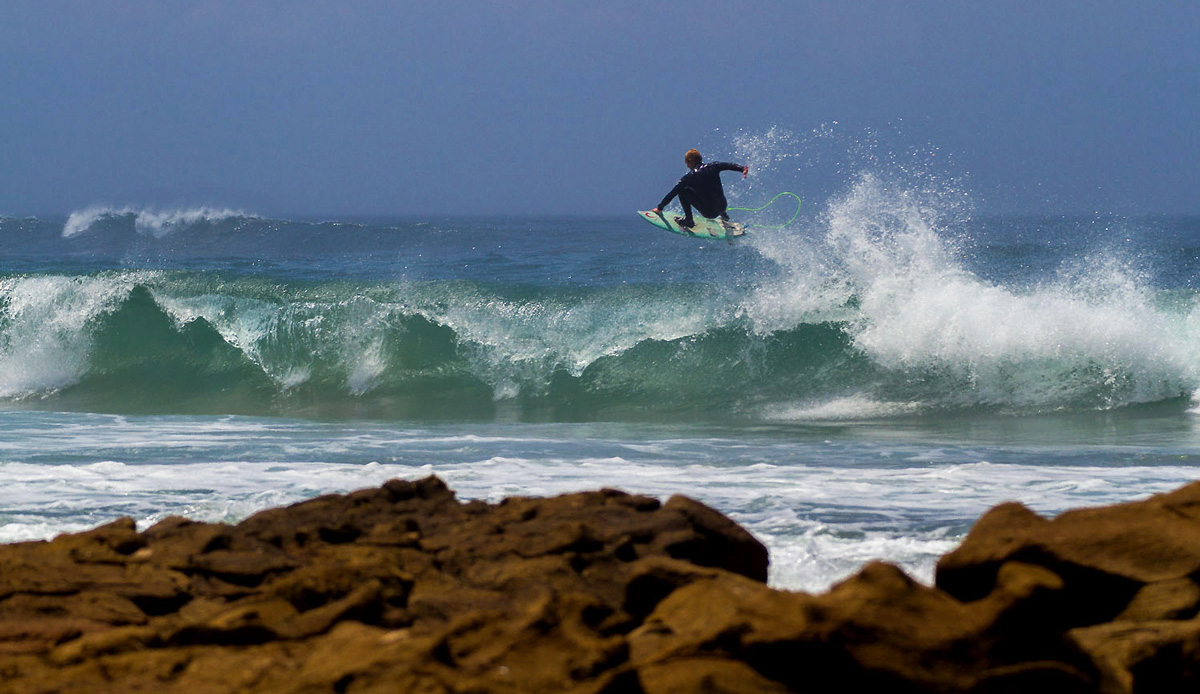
[0,262,1196,421]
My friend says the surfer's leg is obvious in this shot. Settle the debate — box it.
[676,188,697,227]
[681,188,726,222]
[705,201,729,220]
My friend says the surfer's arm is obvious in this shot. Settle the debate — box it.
[714,162,749,179]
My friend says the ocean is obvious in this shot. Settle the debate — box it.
[4,172,1200,593]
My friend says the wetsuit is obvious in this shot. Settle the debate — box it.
[657,162,745,225]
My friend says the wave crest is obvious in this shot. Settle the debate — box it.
[62,206,252,238]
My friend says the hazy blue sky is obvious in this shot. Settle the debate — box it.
[2,1,1197,217]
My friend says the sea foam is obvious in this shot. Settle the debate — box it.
[745,169,1200,415]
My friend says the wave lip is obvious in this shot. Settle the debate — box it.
[62,206,252,238]
[0,272,144,399]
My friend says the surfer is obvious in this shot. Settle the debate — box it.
[652,149,748,229]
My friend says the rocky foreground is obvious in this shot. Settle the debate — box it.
[2,477,1200,692]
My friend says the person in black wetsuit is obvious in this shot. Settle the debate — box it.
[652,149,748,228]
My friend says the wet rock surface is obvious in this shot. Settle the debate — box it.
[1,475,1199,692]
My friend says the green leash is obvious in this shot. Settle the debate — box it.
[729,191,802,229]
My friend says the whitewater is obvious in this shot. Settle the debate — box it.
[3,163,1200,592]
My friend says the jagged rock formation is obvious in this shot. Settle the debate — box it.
[1,475,1199,692]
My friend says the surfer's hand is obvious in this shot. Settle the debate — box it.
[742,166,749,179]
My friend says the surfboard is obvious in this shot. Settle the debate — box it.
[636,210,746,240]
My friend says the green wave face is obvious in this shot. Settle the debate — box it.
[1,268,1195,422]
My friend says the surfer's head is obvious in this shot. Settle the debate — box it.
[684,149,702,169]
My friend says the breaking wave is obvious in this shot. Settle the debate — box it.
[62,206,252,238]
[5,171,1200,422]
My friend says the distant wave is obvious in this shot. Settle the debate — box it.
[62,206,253,238]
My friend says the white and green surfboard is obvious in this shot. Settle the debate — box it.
[636,209,746,240]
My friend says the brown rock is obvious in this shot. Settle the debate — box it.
[5,475,1200,693]
[636,657,793,694]
[939,484,1200,606]
[1115,578,1200,622]
[1070,619,1200,693]
[659,495,769,582]
[0,476,767,693]
[933,481,1200,691]
[628,561,1095,693]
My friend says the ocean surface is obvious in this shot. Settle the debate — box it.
[4,174,1200,592]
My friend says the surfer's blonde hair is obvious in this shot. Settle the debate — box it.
[685,149,702,168]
